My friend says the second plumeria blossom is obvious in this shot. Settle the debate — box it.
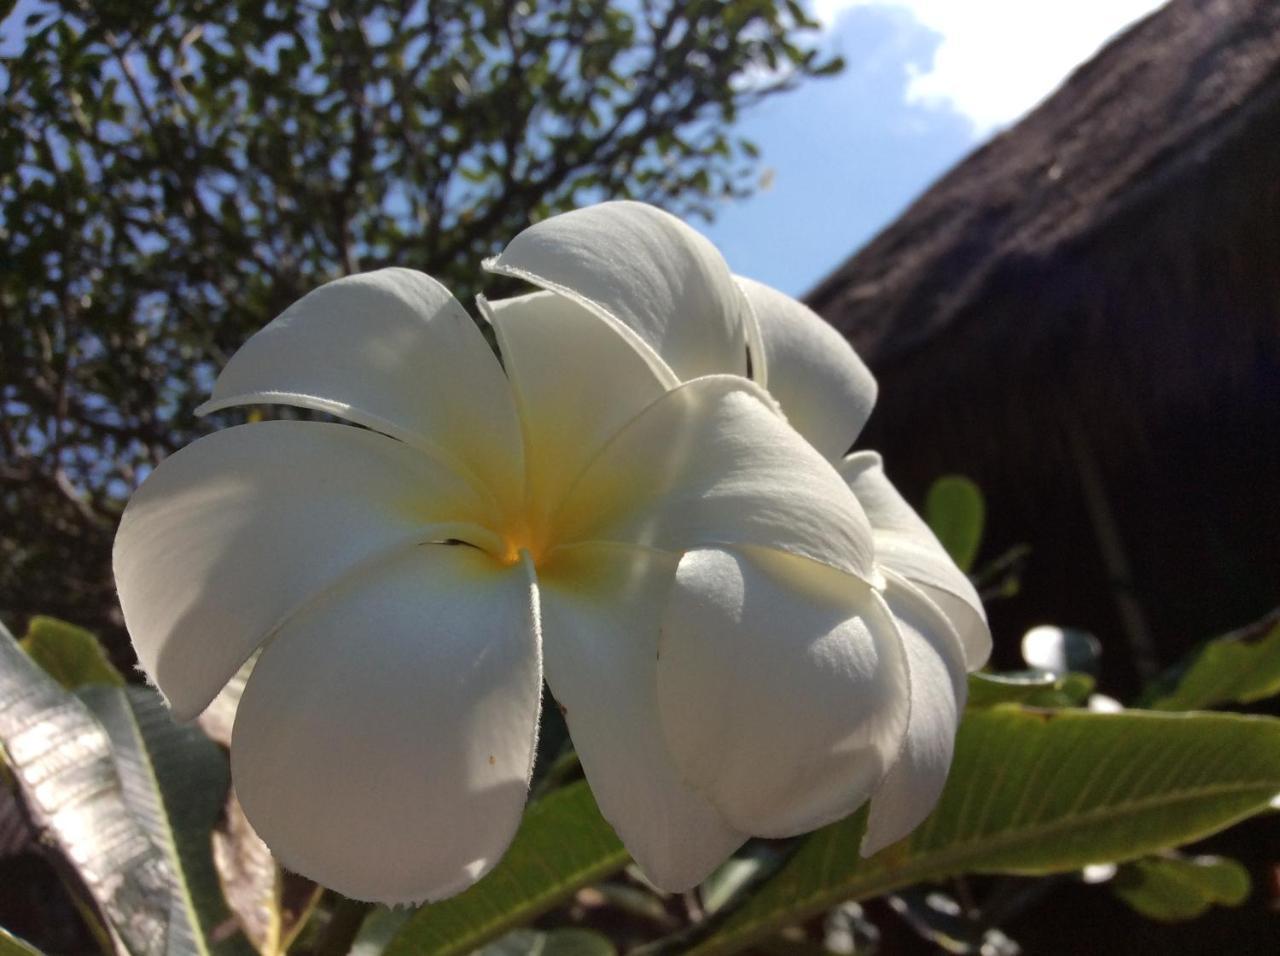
[113,201,989,905]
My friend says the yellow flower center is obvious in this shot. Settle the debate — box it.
[495,516,552,568]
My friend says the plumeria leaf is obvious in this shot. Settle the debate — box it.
[77,683,255,956]
[0,621,177,954]
[350,907,414,956]
[0,737,34,859]
[0,927,44,956]
[589,882,676,929]
[1144,612,1280,711]
[967,671,1095,709]
[699,843,792,917]
[20,616,123,690]
[923,476,985,573]
[384,782,628,956]
[683,706,1280,955]
[1111,854,1250,922]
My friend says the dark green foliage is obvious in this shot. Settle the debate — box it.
[1144,613,1280,711]
[0,927,44,956]
[0,0,839,637]
[682,706,1280,954]
[924,475,985,572]
[0,619,179,954]
[384,781,628,956]
[1112,854,1250,923]
[19,614,124,689]
[966,670,1095,709]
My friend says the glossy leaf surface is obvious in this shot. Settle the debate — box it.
[686,706,1280,954]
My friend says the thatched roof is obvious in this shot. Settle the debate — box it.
[804,0,1280,683]
[808,0,1280,373]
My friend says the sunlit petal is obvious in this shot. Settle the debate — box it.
[112,205,966,904]
[481,291,667,522]
[840,451,992,669]
[656,547,910,837]
[538,543,746,890]
[485,201,748,382]
[113,420,497,720]
[556,376,876,582]
[196,268,524,516]
[862,570,968,856]
[738,275,877,461]
[232,545,540,905]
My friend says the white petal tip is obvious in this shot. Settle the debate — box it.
[132,664,208,723]
[635,865,709,896]
[133,664,181,715]
[269,854,488,907]
[168,702,203,724]
[858,827,900,859]
[192,395,251,418]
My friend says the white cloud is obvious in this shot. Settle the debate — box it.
[815,0,1165,133]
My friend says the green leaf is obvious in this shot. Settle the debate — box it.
[811,56,845,78]
[589,882,674,929]
[1146,616,1280,711]
[967,671,1094,709]
[0,621,173,954]
[924,476,985,572]
[78,684,253,956]
[1112,854,1250,922]
[699,843,792,917]
[687,706,1280,955]
[0,926,45,956]
[384,782,628,956]
[351,907,414,956]
[478,928,616,955]
[700,856,768,917]
[20,616,123,690]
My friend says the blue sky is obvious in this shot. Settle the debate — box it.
[706,0,1165,296]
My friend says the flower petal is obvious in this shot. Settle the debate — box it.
[196,268,524,517]
[840,452,992,669]
[232,545,540,905]
[485,201,748,382]
[738,276,877,461]
[537,543,745,890]
[656,547,910,837]
[862,570,968,856]
[113,420,498,720]
[554,376,876,582]
[481,291,668,521]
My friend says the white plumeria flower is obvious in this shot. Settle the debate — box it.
[490,201,992,855]
[837,452,991,852]
[113,200,985,906]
